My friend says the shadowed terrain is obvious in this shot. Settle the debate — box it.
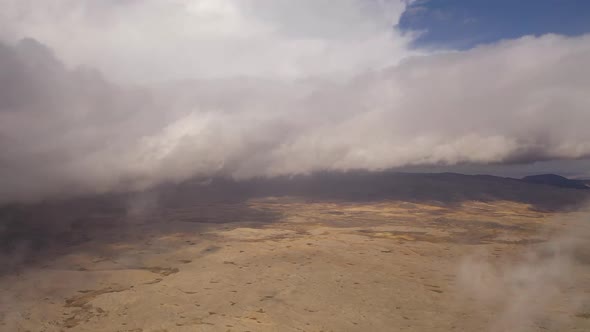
[2,172,589,266]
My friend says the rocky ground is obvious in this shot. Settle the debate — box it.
[1,198,590,331]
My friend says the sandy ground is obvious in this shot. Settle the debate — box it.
[2,198,590,331]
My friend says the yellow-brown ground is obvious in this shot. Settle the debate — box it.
[1,198,590,331]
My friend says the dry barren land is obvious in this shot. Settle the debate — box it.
[2,198,590,331]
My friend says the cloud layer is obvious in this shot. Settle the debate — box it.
[1,1,590,203]
[0,0,411,82]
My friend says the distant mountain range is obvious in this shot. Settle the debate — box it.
[522,174,589,189]
[151,171,589,211]
[2,172,589,215]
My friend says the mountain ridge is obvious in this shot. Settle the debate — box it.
[521,173,589,190]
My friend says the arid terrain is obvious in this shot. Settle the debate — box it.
[2,184,590,331]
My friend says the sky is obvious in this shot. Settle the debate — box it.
[0,0,589,203]
[399,0,590,49]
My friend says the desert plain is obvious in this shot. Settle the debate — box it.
[2,195,590,332]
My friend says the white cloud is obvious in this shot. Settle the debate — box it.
[1,1,590,203]
[0,0,413,82]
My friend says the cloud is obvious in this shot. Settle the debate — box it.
[0,1,590,203]
[0,0,412,82]
[457,210,590,331]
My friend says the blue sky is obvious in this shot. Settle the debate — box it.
[399,0,590,49]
